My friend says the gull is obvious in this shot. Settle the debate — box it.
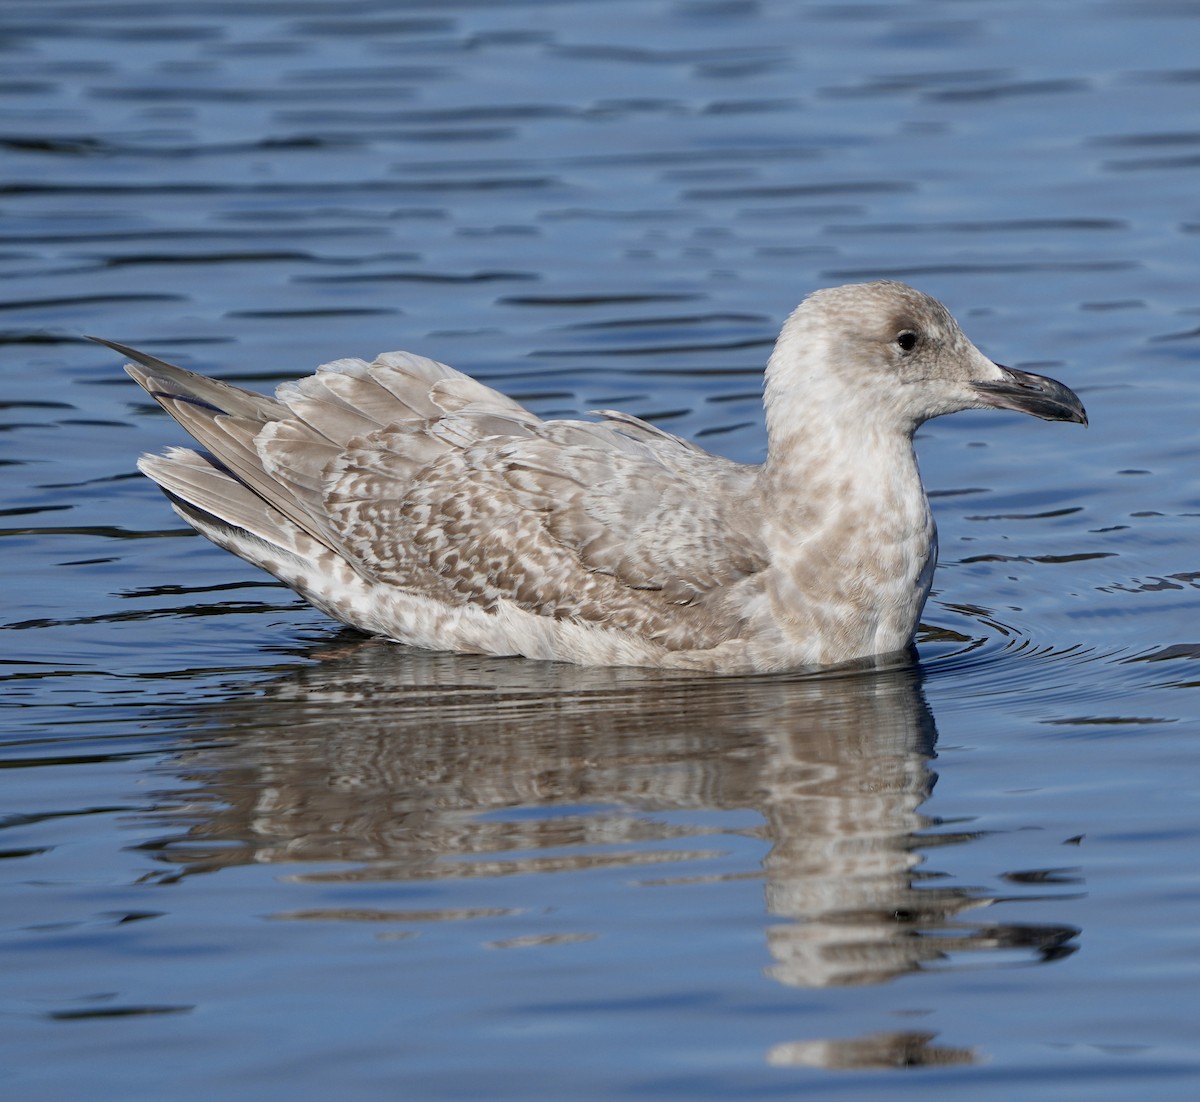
[105,280,1086,674]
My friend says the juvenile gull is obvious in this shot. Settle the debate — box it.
[107,281,1086,674]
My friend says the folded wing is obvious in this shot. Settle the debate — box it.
[113,340,767,647]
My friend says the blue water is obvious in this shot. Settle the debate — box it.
[4,1,1200,1098]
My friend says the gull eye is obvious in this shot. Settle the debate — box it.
[896,330,918,352]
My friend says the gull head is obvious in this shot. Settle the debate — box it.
[765,280,1087,436]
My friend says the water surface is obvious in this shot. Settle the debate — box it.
[4,1,1200,1098]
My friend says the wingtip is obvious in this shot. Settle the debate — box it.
[90,335,186,377]
[88,335,136,357]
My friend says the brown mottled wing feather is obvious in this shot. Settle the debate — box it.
[501,434,764,601]
[323,410,766,644]
[115,338,766,647]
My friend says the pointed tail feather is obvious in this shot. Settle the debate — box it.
[91,336,288,423]
[110,338,342,554]
[137,448,304,553]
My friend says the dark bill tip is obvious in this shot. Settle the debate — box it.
[971,365,1088,426]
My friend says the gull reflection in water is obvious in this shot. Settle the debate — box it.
[140,637,1078,1070]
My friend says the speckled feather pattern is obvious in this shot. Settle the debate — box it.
[116,281,1083,673]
